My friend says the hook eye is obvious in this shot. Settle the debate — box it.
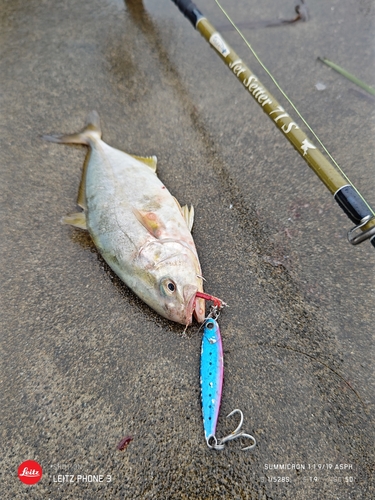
[206,435,225,450]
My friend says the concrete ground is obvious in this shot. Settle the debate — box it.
[1,0,374,498]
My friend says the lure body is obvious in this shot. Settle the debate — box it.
[200,317,223,445]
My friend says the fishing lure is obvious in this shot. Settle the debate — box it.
[200,313,256,450]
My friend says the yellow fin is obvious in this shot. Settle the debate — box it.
[62,212,87,230]
[131,154,157,172]
[132,208,165,238]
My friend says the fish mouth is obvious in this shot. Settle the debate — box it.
[183,285,206,325]
[193,295,206,323]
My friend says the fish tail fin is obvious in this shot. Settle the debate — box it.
[43,110,102,145]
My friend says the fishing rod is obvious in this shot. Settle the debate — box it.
[170,0,375,249]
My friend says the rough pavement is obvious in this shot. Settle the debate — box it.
[1,0,374,498]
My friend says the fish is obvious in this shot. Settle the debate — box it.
[44,111,223,325]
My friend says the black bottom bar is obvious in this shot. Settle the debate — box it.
[171,0,203,27]
[334,185,373,224]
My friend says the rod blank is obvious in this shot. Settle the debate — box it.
[171,0,375,248]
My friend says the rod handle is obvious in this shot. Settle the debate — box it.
[335,185,375,247]
[334,185,372,224]
[170,0,203,27]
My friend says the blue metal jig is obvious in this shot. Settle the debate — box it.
[200,312,256,451]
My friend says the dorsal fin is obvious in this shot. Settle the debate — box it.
[173,197,194,232]
[131,155,158,172]
[182,204,194,232]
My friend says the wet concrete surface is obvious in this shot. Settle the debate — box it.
[1,0,374,498]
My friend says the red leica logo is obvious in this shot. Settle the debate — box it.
[18,460,42,485]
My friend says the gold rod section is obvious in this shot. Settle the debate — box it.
[196,17,348,194]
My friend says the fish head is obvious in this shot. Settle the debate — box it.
[157,273,206,326]
[136,240,206,325]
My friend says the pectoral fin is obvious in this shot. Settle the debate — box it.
[62,212,87,230]
[131,155,158,172]
[133,208,165,238]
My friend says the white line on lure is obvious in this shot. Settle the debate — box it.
[200,311,256,450]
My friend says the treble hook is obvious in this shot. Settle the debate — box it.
[207,409,256,451]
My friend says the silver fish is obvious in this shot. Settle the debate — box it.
[44,111,208,325]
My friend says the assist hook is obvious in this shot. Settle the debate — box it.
[207,409,256,451]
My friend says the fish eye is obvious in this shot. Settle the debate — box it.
[206,321,214,330]
[161,278,177,296]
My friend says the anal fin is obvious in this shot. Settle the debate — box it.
[77,154,89,209]
[62,212,87,230]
